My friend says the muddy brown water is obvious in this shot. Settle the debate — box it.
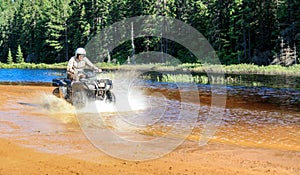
[0,83,299,156]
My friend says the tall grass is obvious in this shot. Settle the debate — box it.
[1,61,300,76]
[97,62,300,76]
[191,63,300,76]
[159,74,228,84]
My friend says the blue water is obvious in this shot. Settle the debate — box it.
[0,68,299,91]
[0,69,66,83]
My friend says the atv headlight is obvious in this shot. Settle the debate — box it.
[98,82,106,88]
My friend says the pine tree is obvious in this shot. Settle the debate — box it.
[0,0,298,65]
[43,0,71,63]
[68,0,91,54]
[7,48,13,64]
[10,0,41,60]
[84,0,111,34]
[108,0,127,23]
[16,45,24,63]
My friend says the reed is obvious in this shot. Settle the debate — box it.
[99,63,300,76]
[151,73,271,87]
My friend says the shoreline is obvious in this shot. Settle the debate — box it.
[1,63,300,77]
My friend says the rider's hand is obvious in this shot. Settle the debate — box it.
[97,68,102,73]
[73,69,78,74]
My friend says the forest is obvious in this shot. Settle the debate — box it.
[0,0,299,66]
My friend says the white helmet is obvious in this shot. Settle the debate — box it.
[75,47,86,57]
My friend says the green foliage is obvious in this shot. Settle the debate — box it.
[16,45,24,63]
[42,0,71,63]
[0,0,299,66]
[7,48,13,64]
[68,0,91,53]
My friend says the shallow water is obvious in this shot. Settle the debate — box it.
[0,76,299,157]
[0,70,299,159]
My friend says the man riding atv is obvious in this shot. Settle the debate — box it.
[52,47,115,107]
[65,47,101,101]
[67,47,102,81]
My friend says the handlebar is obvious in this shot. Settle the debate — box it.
[76,69,108,78]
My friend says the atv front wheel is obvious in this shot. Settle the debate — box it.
[106,91,116,103]
[52,88,60,98]
[72,89,88,108]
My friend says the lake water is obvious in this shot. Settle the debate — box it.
[0,68,66,83]
[0,68,300,90]
[0,68,299,160]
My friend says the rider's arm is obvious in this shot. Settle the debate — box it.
[67,57,76,73]
[84,57,99,70]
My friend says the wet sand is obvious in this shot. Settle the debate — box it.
[0,85,299,175]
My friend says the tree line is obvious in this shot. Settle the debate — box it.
[0,0,299,66]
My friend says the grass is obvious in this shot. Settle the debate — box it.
[136,63,300,76]
[223,64,300,75]
[1,61,300,76]
[0,62,67,69]
[98,62,300,76]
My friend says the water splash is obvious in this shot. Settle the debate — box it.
[35,93,77,124]
[74,71,152,133]
[76,71,149,114]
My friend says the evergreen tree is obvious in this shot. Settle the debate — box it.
[43,0,71,63]
[7,48,13,64]
[279,0,300,58]
[68,0,91,55]
[85,0,111,35]
[207,0,232,64]
[0,0,18,62]
[0,0,298,65]
[33,0,52,63]
[170,0,208,63]
[8,1,23,57]
[16,45,24,63]
[10,0,42,60]
[125,0,145,17]
[235,0,253,63]
[108,0,127,23]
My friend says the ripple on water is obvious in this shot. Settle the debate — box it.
[1,81,300,153]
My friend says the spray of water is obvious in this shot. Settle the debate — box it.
[35,93,76,124]
[79,70,148,112]
[73,71,152,132]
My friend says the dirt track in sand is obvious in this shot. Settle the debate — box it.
[0,85,299,175]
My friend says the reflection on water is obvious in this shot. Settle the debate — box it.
[143,71,300,90]
[218,73,300,90]
[143,83,300,151]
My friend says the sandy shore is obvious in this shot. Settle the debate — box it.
[0,137,299,175]
[0,85,299,175]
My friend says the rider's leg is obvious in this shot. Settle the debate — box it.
[66,73,74,101]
